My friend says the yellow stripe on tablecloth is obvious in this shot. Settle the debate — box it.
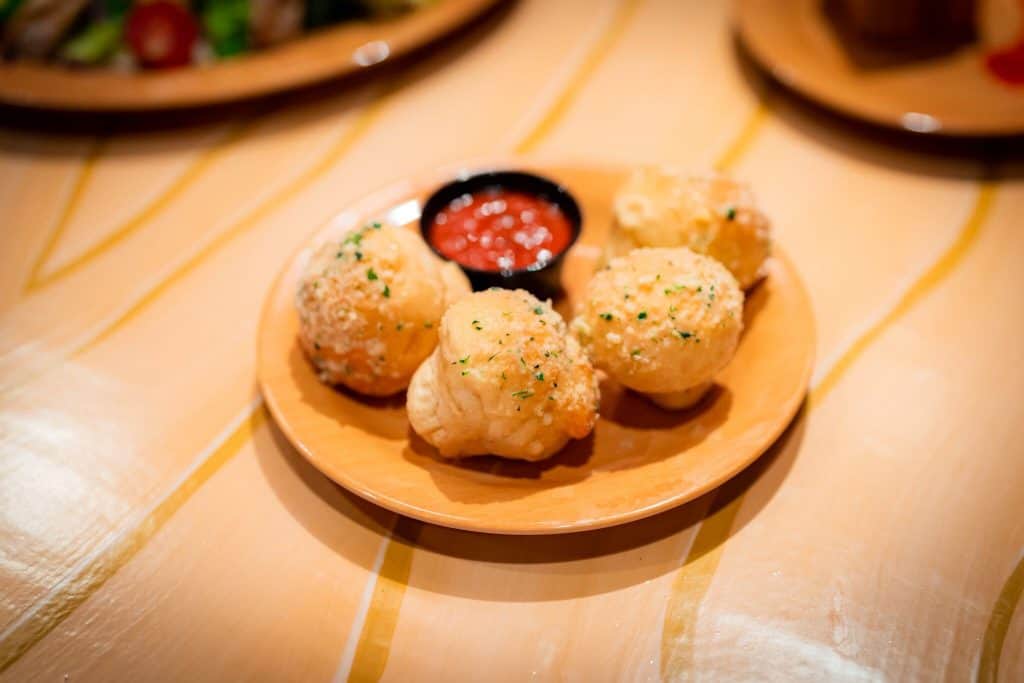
[660,479,748,678]
[514,0,645,155]
[714,103,769,172]
[0,403,266,674]
[24,137,106,291]
[978,555,1024,683]
[659,179,998,680]
[4,87,392,396]
[811,182,996,406]
[24,119,254,293]
[75,91,390,356]
[346,518,422,683]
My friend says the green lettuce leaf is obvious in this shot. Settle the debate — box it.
[199,0,248,56]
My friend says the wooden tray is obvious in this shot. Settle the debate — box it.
[736,0,1024,136]
[0,0,499,111]
[257,162,816,534]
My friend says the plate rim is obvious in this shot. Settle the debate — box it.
[258,159,817,535]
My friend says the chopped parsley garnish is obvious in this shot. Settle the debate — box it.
[696,285,703,293]
[725,206,737,220]
[637,311,648,320]
[472,319,483,330]
[424,321,434,328]
[599,312,614,321]
[344,232,363,246]
[631,349,642,357]
[355,251,363,261]
[533,306,544,315]
[461,370,469,376]
[366,268,378,281]
[382,285,390,298]
[535,372,544,381]
[677,330,693,340]
[664,284,686,294]
[488,352,500,361]
[371,221,382,229]
[459,356,469,364]
[512,390,534,399]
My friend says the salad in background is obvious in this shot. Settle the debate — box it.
[0,0,431,70]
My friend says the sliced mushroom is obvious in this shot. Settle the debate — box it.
[249,0,305,48]
[3,0,90,59]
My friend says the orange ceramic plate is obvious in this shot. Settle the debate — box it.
[258,162,816,534]
[0,0,499,111]
[736,0,1024,136]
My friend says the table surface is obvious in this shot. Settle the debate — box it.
[1,1,1022,681]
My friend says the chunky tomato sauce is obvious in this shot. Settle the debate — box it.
[428,189,573,272]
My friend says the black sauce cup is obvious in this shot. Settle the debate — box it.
[419,170,583,300]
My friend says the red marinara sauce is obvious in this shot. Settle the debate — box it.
[986,41,1024,86]
[428,188,574,272]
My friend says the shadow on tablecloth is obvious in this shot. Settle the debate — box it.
[256,396,807,601]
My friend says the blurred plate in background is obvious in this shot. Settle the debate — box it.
[737,0,1024,137]
[0,0,500,111]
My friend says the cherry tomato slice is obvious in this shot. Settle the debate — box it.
[125,1,199,69]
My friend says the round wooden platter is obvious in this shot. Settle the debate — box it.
[736,0,1024,136]
[258,161,816,535]
[0,0,499,111]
